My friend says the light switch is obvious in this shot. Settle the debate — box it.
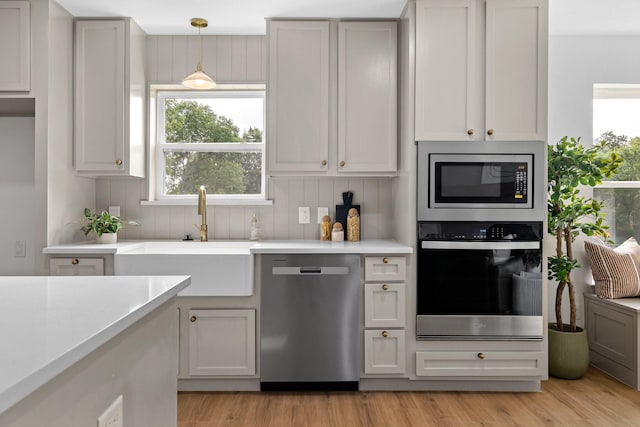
[298,207,310,224]
[317,207,329,224]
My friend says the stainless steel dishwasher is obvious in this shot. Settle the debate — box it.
[260,254,360,391]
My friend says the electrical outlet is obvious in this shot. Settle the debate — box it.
[98,395,123,427]
[317,207,329,224]
[298,207,310,224]
[14,240,26,258]
[109,206,121,217]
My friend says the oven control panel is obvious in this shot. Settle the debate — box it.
[418,221,542,241]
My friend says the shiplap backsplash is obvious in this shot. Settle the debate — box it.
[95,34,394,241]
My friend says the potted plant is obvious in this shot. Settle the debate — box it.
[547,136,623,378]
[81,208,123,244]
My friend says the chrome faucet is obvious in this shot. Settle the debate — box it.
[196,185,208,241]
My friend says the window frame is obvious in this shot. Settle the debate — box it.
[154,87,267,203]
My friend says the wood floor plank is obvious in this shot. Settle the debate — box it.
[178,368,640,427]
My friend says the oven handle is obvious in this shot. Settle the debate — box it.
[421,241,540,250]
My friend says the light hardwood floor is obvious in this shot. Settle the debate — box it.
[178,368,640,426]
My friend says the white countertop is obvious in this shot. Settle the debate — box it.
[43,239,413,255]
[0,275,190,415]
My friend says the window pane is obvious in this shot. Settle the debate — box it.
[164,97,263,143]
[594,188,640,244]
[164,151,262,195]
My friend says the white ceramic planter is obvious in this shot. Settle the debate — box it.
[96,233,117,244]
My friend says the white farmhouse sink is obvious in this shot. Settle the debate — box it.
[114,241,254,296]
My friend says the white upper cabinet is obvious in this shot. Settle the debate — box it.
[338,21,397,173]
[0,1,30,91]
[74,19,146,177]
[485,0,548,141]
[267,21,330,173]
[415,0,548,142]
[267,20,398,175]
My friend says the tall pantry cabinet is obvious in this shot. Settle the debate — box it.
[414,0,548,142]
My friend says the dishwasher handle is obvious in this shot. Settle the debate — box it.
[272,266,350,275]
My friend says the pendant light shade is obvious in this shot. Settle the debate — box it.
[182,18,216,89]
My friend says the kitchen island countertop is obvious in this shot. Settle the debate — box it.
[0,275,190,415]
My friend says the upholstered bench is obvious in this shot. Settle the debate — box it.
[584,292,640,390]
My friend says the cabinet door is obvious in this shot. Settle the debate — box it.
[338,22,397,172]
[364,329,406,374]
[0,1,29,91]
[50,258,104,276]
[365,283,406,328]
[415,350,545,377]
[188,309,256,376]
[415,0,477,141]
[267,21,330,173]
[485,0,548,141]
[74,20,126,174]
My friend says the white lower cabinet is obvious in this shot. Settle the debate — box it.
[188,309,256,376]
[364,283,405,328]
[49,258,104,276]
[364,329,406,374]
[415,350,545,377]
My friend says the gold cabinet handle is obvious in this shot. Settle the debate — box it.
[487,129,494,136]
[71,258,79,265]
[321,160,327,166]
[190,316,197,322]
[115,159,123,165]
[382,284,389,291]
[382,331,389,338]
[382,257,389,264]
[339,161,345,167]
[467,129,474,135]
[477,352,485,360]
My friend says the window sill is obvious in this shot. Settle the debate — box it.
[140,199,273,207]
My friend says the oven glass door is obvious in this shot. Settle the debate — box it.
[417,242,542,316]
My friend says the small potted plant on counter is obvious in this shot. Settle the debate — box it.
[547,136,622,379]
[81,208,123,244]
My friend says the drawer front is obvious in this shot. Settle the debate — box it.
[586,299,637,370]
[365,256,406,282]
[415,350,545,377]
[364,282,406,328]
[49,258,104,276]
[364,329,406,374]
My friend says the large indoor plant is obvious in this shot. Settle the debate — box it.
[81,208,123,243]
[547,136,622,378]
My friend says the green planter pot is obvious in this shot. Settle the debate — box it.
[548,324,590,379]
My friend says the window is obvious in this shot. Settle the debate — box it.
[592,84,640,244]
[154,88,265,202]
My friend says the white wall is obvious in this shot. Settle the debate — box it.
[0,117,35,275]
[96,34,395,241]
[47,0,95,246]
[548,34,640,325]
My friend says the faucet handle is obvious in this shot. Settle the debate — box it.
[194,223,200,231]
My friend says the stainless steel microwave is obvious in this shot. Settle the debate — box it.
[417,141,546,222]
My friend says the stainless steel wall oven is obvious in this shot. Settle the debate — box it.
[417,221,543,340]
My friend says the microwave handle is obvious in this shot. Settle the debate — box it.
[421,241,540,250]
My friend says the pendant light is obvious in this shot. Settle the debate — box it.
[182,18,216,89]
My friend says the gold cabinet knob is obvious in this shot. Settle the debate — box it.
[339,161,345,167]
[477,352,485,360]
[382,257,389,264]
[381,330,389,338]
[382,284,389,291]
[115,159,123,165]
[321,160,327,166]
[71,258,79,265]
[487,129,494,136]
[190,316,197,322]
[467,129,474,135]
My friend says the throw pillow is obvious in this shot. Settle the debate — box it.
[584,237,640,299]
